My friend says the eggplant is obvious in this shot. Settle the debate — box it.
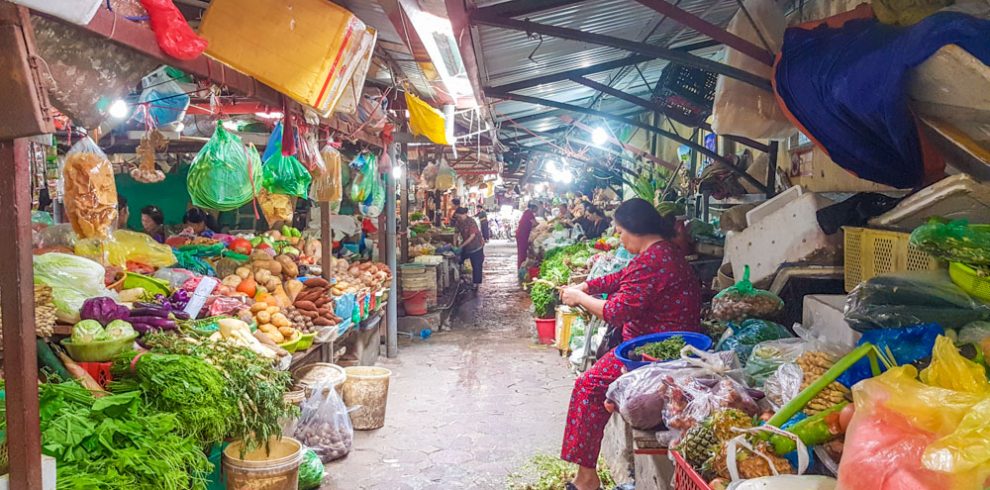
[131,317,178,331]
[169,310,191,320]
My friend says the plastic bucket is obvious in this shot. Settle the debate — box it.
[535,318,556,345]
[222,437,303,490]
[342,366,392,430]
[402,290,428,316]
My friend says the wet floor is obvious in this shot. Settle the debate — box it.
[325,240,575,489]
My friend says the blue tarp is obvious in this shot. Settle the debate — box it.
[774,10,990,188]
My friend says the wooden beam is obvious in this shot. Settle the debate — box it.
[470,11,771,90]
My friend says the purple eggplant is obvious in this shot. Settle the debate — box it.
[129,307,171,318]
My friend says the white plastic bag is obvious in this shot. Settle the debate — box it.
[710,0,794,139]
[293,379,354,463]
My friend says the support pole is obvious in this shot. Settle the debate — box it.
[0,138,42,490]
[400,140,410,264]
[766,141,780,198]
[386,142,399,358]
[320,202,332,281]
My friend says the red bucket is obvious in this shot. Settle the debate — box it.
[535,318,556,345]
[402,290,428,316]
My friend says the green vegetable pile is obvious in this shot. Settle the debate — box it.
[530,282,558,319]
[633,336,687,361]
[508,454,616,490]
[539,243,596,285]
[38,381,211,490]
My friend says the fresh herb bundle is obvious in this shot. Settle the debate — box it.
[530,282,558,319]
[633,335,687,361]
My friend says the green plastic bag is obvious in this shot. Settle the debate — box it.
[297,448,326,490]
[711,265,785,322]
[187,124,263,211]
[263,147,312,199]
[716,318,792,365]
[910,218,990,266]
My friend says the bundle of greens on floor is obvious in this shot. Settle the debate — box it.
[37,381,211,490]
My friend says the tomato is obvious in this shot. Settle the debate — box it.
[229,237,253,255]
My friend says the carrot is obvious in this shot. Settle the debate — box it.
[56,350,106,396]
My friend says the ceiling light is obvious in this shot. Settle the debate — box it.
[592,127,608,146]
[254,111,284,119]
[392,165,403,180]
[546,160,558,174]
[108,99,129,119]
[222,120,239,131]
[561,171,573,184]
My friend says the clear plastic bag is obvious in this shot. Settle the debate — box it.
[843,271,990,331]
[33,252,117,323]
[258,189,294,225]
[910,219,990,265]
[74,230,176,268]
[187,125,263,211]
[297,447,326,490]
[958,321,990,345]
[745,338,809,387]
[63,137,118,239]
[293,379,354,463]
[712,265,784,322]
[35,223,78,249]
[312,143,343,206]
[764,362,804,411]
[716,319,792,365]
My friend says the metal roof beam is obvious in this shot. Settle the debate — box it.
[632,0,773,66]
[470,11,771,90]
[486,55,653,93]
[473,0,587,20]
[570,76,666,114]
[486,89,767,192]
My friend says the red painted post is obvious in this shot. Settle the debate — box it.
[0,138,42,489]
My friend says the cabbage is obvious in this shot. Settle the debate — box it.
[33,253,117,322]
[72,320,108,344]
[105,320,136,340]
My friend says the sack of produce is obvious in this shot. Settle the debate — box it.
[844,271,990,331]
[33,253,117,323]
[297,447,326,490]
[910,218,990,266]
[294,378,353,463]
[838,340,990,490]
[312,142,343,206]
[187,124,263,211]
[716,319,792,365]
[63,136,118,239]
[711,265,784,322]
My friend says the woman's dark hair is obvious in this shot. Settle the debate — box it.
[454,207,469,215]
[527,203,537,211]
[452,197,461,206]
[141,205,164,226]
[613,198,674,238]
[584,204,602,217]
[183,207,207,224]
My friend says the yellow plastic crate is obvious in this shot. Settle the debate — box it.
[843,227,939,291]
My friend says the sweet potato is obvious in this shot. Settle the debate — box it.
[313,317,335,326]
[314,296,331,307]
[304,277,329,288]
[294,300,317,311]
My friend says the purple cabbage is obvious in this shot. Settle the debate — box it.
[80,297,130,326]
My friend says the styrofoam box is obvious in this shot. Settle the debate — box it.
[0,455,57,489]
[725,192,842,286]
[869,174,990,230]
[12,0,100,24]
[746,185,803,227]
[802,294,861,349]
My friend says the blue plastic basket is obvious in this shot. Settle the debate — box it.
[615,331,713,371]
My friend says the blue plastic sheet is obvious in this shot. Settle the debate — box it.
[838,323,943,387]
[774,9,990,188]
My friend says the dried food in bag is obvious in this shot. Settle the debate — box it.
[711,265,784,321]
[294,379,354,463]
[313,143,343,205]
[63,137,118,239]
[258,189,294,225]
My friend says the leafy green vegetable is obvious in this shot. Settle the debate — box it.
[633,336,687,361]
[539,242,595,285]
[530,282,558,319]
[71,320,107,344]
[508,454,616,490]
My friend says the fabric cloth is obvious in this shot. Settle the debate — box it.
[516,210,537,267]
[561,240,702,467]
[577,216,610,240]
[461,248,484,285]
[816,192,903,234]
[455,216,484,253]
[774,7,990,188]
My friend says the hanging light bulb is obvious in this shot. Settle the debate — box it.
[561,171,573,184]
[591,127,608,146]
[108,99,129,119]
[222,120,239,132]
[392,165,404,180]
[546,160,558,174]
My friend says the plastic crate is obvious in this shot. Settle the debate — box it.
[843,227,939,291]
[671,451,711,490]
[949,262,990,301]
[653,64,718,126]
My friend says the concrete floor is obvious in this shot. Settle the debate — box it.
[325,240,576,489]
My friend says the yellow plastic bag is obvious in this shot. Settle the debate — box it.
[405,92,448,145]
[313,143,343,205]
[74,230,176,268]
[921,336,990,394]
[259,189,294,225]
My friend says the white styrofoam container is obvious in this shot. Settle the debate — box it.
[0,455,57,489]
[12,0,101,24]
[725,192,841,286]
[869,174,990,230]
[746,185,803,227]
[802,294,861,349]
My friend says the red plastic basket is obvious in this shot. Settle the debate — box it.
[77,361,113,388]
[672,451,712,490]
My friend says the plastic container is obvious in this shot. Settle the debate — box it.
[77,361,113,388]
[10,0,101,24]
[746,185,803,226]
[341,366,392,430]
[295,333,316,351]
[615,332,714,371]
[535,318,556,345]
[671,451,712,490]
[60,334,138,362]
[949,262,990,301]
[292,362,347,398]
[869,174,990,229]
[402,290,428,316]
[278,337,301,353]
[222,437,303,490]
[842,226,939,292]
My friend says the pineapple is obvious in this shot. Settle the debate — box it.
[710,409,754,442]
[677,423,718,469]
[711,440,794,480]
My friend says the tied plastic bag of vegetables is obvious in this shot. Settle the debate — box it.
[843,271,990,331]
[262,123,312,198]
[711,265,784,322]
[910,218,990,266]
[298,447,327,490]
[33,253,118,323]
[716,318,792,365]
[187,124,263,211]
[63,136,118,239]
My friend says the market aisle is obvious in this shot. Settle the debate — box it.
[325,240,575,489]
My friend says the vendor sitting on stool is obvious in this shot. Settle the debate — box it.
[558,198,701,490]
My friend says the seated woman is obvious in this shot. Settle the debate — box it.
[558,198,702,490]
[181,208,216,238]
[140,205,166,243]
[575,204,611,240]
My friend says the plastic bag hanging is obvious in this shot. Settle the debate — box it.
[313,142,343,207]
[262,123,312,198]
[187,124,263,211]
[139,0,208,60]
[63,136,118,239]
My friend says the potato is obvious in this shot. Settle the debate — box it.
[258,323,277,333]
[256,310,272,324]
[254,269,272,283]
[236,267,252,279]
[250,302,268,313]
[278,326,295,338]
[222,275,243,288]
[264,329,285,343]
[271,313,290,328]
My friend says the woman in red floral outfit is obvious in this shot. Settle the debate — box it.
[559,198,701,490]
